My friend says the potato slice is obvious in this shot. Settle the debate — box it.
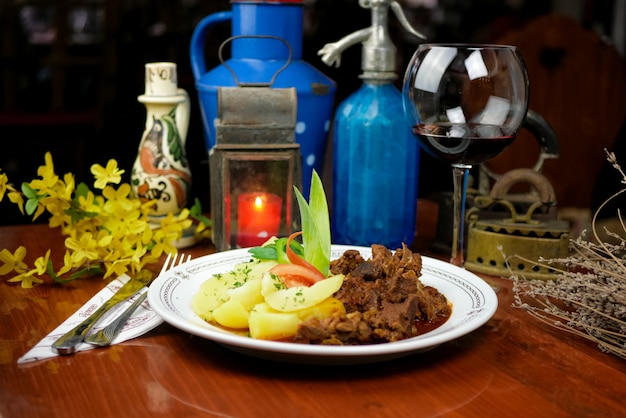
[212,299,250,329]
[261,273,344,312]
[248,303,301,340]
[192,259,276,322]
[192,277,229,322]
[240,260,278,281]
[227,278,264,310]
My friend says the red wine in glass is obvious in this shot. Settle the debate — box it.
[412,122,515,166]
[403,44,529,267]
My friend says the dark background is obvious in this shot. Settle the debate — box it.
[1,0,624,225]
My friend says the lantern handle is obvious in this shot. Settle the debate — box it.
[218,35,293,87]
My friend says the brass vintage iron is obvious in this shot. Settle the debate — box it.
[465,168,569,279]
[433,110,560,255]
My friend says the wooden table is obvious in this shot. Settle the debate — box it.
[2,203,626,418]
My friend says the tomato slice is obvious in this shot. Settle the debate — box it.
[269,263,325,288]
[286,232,324,276]
[269,232,326,288]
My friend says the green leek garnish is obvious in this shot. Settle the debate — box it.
[293,170,330,277]
[249,170,331,277]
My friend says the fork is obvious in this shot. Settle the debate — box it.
[84,252,191,347]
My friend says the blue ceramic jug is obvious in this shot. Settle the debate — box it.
[190,0,336,194]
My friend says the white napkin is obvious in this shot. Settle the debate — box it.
[18,275,164,364]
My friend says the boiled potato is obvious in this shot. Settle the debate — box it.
[192,278,229,322]
[212,299,250,329]
[239,259,279,280]
[192,259,276,321]
[261,273,344,312]
[194,257,347,341]
[215,259,277,290]
[227,278,264,310]
[248,303,301,340]
[296,297,346,321]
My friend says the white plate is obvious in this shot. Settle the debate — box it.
[148,246,498,365]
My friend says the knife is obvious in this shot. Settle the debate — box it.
[51,278,146,355]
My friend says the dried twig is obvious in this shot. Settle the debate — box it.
[510,150,626,360]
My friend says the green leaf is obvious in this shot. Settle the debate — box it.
[273,237,305,264]
[190,198,212,227]
[21,183,40,215]
[248,237,305,262]
[274,237,290,264]
[294,170,330,276]
[74,182,90,200]
[46,259,104,284]
[64,206,97,224]
[248,246,278,260]
[308,171,330,261]
[25,198,38,216]
[162,115,186,164]
[21,182,38,199]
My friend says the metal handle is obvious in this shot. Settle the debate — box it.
[523,109,560,171]
[218,35,293,87]
[190,11,232,81]
[84,290,148,347]
[489,168,556,203]
[51,299,120,355]
[51,277,147,355]
[478,109,559,195]
[390,1,426,40]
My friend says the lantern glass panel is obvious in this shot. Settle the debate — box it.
[220,151,297,249]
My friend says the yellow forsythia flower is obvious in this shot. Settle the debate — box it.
[0,152,208,287]
[0,247,28,275]
[91,159,125,189]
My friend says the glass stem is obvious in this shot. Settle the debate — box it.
[450,164,471,267]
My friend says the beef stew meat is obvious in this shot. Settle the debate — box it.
[294,244,451,345]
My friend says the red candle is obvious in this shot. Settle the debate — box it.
[237,192,282,247]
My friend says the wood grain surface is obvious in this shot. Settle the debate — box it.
[2,213,626,418]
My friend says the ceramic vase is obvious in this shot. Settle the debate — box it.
[131,62,194,247]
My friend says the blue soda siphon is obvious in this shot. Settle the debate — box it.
[318,0,425,248]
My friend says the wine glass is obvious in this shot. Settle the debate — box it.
[402,44,529,267]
